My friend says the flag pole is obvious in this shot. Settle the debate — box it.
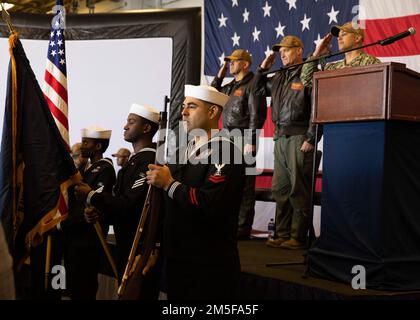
[93,221,118,279]
[3,4,20,268]
[44,235,52,290]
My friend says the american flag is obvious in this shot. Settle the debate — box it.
[205,0,420,75]
[205,0,360,75]
[42,0,70,219]
[43,0,69,147]
[205,0,420,172]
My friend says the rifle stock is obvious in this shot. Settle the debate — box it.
[117,185,152,297]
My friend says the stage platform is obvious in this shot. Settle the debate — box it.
[238,238,420,300]
[94,236,420,300]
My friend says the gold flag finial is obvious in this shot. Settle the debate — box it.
[1,3,15,34]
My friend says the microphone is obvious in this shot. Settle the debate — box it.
[380,27,416,46]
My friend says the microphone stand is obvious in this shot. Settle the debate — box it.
[263,33,397,76]
[263,32,399,275]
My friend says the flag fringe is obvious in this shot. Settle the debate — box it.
[25,171,82,248]
[16,171,82,271]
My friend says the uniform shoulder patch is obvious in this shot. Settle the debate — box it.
[132,172,147,189]
[291,82,304,91]
[233,89,243,97]
[209,163,226,183]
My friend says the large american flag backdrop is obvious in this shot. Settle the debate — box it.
[42,0,70,220]
[205,0,420,172]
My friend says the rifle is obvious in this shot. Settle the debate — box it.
[117,96,169,299]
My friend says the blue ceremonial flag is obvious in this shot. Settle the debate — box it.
[0,33,81,263]
[205,0,358,76]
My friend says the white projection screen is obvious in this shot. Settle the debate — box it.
[0,37,172,165]
[0,9,201,169]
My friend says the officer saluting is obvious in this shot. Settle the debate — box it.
[147,85,245,300]
[64,125,116,300]
[75,104,160,295]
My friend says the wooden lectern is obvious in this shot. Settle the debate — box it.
[308,62,420,291]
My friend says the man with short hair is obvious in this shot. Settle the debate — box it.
[254,35,319,250]
[212,49,267,240]
[75,104,161,299]
[147,85,245,299]
[301,21,381,86]
[63,126,116,300]
[112,147,131,168]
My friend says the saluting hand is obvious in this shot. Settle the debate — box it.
[146,164,174,191]
[313,33,333,57]
[217,61,228,79]
[261,51,276,70]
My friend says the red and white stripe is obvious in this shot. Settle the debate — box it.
[43,59,69,147]
[43,51,69,220]
[257,1,420,175]
[205,1,420,190]
[362,0,420,72]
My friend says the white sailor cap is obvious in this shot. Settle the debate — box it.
[129,103,160,124]
[184,85,229,108]
[81,125,112,140]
